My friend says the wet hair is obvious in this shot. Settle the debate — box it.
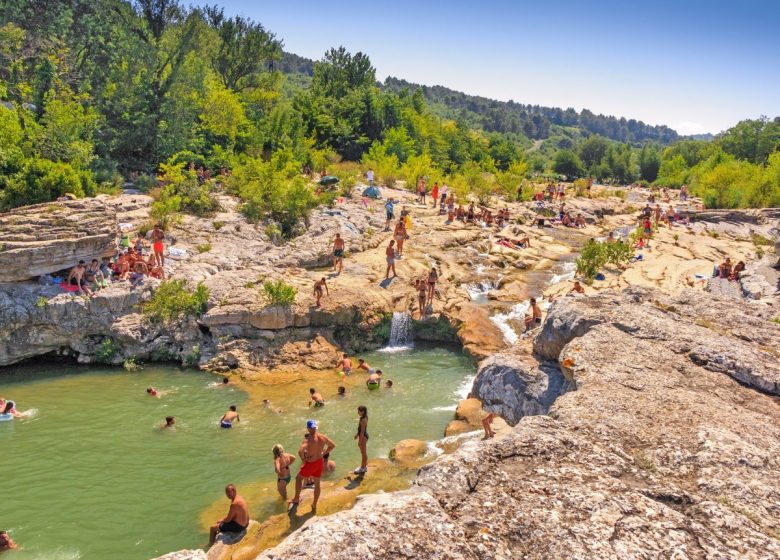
[375,369,383,374]
[222,377,229,384]
[225,483,236,494]
[530,298,537,304]
[229,405,236,411]
[2,401,13,414]
[309,388,316,394]
[343,353,348,358]
[272,444,284,457]
[358,359,365,363]
[146,387,154,394]
[385,380,393,388]
[165,416,174,424]
[358,405,367,418]
[338,386,346,395]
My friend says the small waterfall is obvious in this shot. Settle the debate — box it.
[383,311,413,351]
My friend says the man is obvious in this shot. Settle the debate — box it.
[338,354,353,375]
[220,405,239,429]
[332,233,345,274]
[357,358,373,373]
[366,369,382,388]
[570,281,585,294]
[308,388,325,407]
[289,420,336,513]
[161,416,175,429]
[151,223,165,267]
[366,167,374,187]
[384,199,395,231]
[208,484,249,546]
[313,277,328,308]
[67,260,93,296]
[385,240,397,280]
[524,297,542,331]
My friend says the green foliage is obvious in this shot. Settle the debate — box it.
[212,220,224,230]
[1,158,95,210]
[95,338,119,364]
[36,296,48,308]
[196,242,212,253]
[150,187,182,230]
[123,358,142,372]
[718,117,780,164]
[553,150,584,179]
[261,279,297,306]
[143,280,210,323]
[575,239,631,282]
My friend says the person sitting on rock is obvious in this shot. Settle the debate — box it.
[570,281,585,294]
[574,214,586,228]
[208,484,249,546]
[524,297,543,331]
[562,213,574,227]
[730,261,745,281]
[718,258,733,279]
[67,260,94,296]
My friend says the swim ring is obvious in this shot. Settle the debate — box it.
[0,413,13,422]
[367,382,380,391]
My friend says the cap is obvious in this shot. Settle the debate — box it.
[306,419,318,429]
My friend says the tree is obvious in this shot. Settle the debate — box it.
[578,135,609,169]
[638,144,661,182]
[553,150,584,178]
[311,46,376,98]
[718,117,780,164]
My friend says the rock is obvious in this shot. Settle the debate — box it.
[471,353,573,425]
[0,198,117,281]
[389,439,429,469]
[152,551,207,560]
[207,520,260,560]
[444,419,475,437]
[454,398,484,426]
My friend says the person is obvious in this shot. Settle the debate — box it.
[323,452,336,473]
[719,258,733,279]
[146,386,159,398]
[338,354,353,375]
[653,204,662,227]
[332,233,345,274]
[417,177,426,204]
[385,240,397,280]
[385,379,393,388]
[151,224,165,267]
[356,358,372,373]
[208,484,249,546]
[0,530,17,551]
[67,260,93,296]
[366,370,382,389]
[643,217,653,240]
[524,297,542,331]
[446,195,456,223]
[354,406,369,474]
[220,405,239,429]
[384,199,395,231]
[273,444,296,501]
[466,203,475,223]
[337,386,346,397]
[393,219,407,257]
[87,258,106,289]
[289,420,336,513]
[416,278,427,318]
[161,416,175,429]
[570,281,585,294]
[482,412,497,439]
[606,232,616,243]
[431,182,439,207]
[313,277,328,308]
[221,377,229,386]
[308,388,325,408]
[730,261,746,281]
[366,167,374,187]
[263,399,284,414]
[574,214,586,228]
[1,400,22,418]
[426,267,439,306]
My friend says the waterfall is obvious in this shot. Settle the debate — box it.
[384,311,413,351]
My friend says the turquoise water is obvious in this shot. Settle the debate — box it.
[0,346,474,559]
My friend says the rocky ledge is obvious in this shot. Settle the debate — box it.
[253,287,780,559]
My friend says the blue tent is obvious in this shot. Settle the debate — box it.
[362,185,381,199]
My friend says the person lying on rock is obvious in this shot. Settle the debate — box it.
[67,261,94,297]
[208,484,249,546]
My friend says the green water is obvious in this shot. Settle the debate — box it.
[0,345,474,560]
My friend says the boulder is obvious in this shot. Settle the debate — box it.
[389,439,429,469]
[153,551,207,560]
[0,198,117,281]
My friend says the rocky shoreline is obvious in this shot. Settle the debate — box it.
[2,185,779,559]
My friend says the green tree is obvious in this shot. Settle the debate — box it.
[553,150,584,178]
[638,144,661,182]
[578,135,610,169]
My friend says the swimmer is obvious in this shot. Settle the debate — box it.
[220,405,240,428]
[0,530,17,551]
[162,416,175,429]
[357,358,374,373]
[272,444,296,500]
[146,387,160,398]
[366,369,382,389]
[263,399,284,414]
[308,388,325,407]
[338,386,346,397]
[385,379,393,388]
[1,400,22,418]
[221,377,229,386]
[338,353,353,375]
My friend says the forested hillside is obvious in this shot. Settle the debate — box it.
[1,0,779,218]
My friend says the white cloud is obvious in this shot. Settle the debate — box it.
[674,121,709,135]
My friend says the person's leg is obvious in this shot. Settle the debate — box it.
[277,479,287,500]
[385,264,390,279]
[359,438,368,469]
[312,478,321,512]
[391,262,397,277]
[290,473,303,504]
[338,256,343,273]
[209,523,219,545]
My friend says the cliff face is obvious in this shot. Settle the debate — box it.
[255,287,780,559]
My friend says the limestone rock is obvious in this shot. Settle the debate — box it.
[389,439,429,469]
[153,551,207,560]
[454,398,484,426]
[0,198,117,281]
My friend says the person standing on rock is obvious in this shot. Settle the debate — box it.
[426,267,439,306]
[354,406,369,474]
[273,444,296,501]
[332,233,345,274]
[385,240,397,280]
[482,411,497,439]
[384,199,395,231]
[289,420,335,513]
[208,484,249,546]
[366,167,374,188]
[151,224,165,268]
[313,277,329,307]
[394,220,407,257]
[431,182,439,208]
[416,278,428,318]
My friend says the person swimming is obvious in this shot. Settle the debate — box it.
[309,388,325,407]
[263,399,284,414]
[162,416,175,429]
[385,379,393,388]
[220,405,239,428]
[146,387,159,398]
[338,386,346,397]
[366,369,382,389]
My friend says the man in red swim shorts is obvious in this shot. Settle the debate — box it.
[151,223,165,267]
[289,419,335,513]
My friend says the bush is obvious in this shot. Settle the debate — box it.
[143,280,210,323]
[134,173,158,192]
[95,338,118,364]
[573,178,589,197]
[196,242,212,254]
[212,220,225,230]
[0,158,95,210]
[261,279,297,306]
[575,238,630,282]
[150,187,182,230]
[123,358,142,372]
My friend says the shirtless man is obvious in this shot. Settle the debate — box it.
[385,240,397,280]
[570,281,585,294]
[208,484,249,546]
[393,220,407,257]
[220,405,240,429]
[524,297,542,331]
[67,261,93,296]
[366,369,383,388]
[653,204,662,227]
[308,388,325,408]
[338,354,353,375]
[161,416,175,429]
[289,420,336,513]
[332,233,345,274]
[313,277,328,307]
[151,224,165,267]
[357,358,373,373]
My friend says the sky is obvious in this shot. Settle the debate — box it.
[199,0,780,135]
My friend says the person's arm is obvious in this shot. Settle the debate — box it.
[324,281,329,295]
[222,503,238,523]
[274,457,282,476]
[322,434,336,455]
[67,269,75,283]
[236,414,240,422]
[287,453,296,465]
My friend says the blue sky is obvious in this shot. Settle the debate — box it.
[203,1,780,135]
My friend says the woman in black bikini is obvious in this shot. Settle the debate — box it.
[353,406,369,474]
[272,444,296,500]
[426,267,438,305]
[416,278,427,318]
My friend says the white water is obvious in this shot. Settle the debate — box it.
[490,301,530,345]
[382,311,413,351]
[464,281,496,303]
[549,261,577,285]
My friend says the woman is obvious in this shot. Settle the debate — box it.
[393,220,407,257]
[0,399,22,419]
[427,267,439,305]
[354,406,369,474]
[416,278,428,318]
[272,444,296,500]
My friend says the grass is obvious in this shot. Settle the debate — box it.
[197,242,212,254]
[634,452,658,473]
[771,317,780,325]
[212,220,225,230]
[751,233,774,247]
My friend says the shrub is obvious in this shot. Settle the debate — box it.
[123,358,142,372]
[134,173,158,192]
[0,158,93,210]
[95,338,118,364]
[261,279,297,306]
[751,233,774,247]
[36,296,47,308]
[604,240,633,266]
[212,220,225,230]
[196,242,212,254]
[573,178,589,197]
[143,280,209,323]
